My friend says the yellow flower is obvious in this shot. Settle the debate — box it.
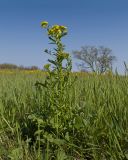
[53,25,60,29]
[60,25,67,31]
[54,28,62,34]
[41,21,48,28]
[48,28,54,35]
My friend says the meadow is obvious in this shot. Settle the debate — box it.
[0,21,128,160]
[0,70,128,160]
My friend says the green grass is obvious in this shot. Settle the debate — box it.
[0,71,128,160]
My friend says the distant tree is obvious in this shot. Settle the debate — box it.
[72,46,116,74]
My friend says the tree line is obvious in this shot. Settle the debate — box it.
[0,63,39,70]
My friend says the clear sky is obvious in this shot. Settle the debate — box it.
[0,0,128,73]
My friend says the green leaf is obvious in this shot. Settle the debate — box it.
[48,36,56,42]
[48,59,57,65]
[65,132,70,141]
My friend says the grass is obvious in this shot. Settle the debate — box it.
[0,70,128,159]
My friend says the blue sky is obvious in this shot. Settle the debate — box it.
[0,0,128,72]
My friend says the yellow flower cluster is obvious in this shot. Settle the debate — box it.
[41,21,67,39]
[48,25,67,38]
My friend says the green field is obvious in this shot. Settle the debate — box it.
[0,71,128,160]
